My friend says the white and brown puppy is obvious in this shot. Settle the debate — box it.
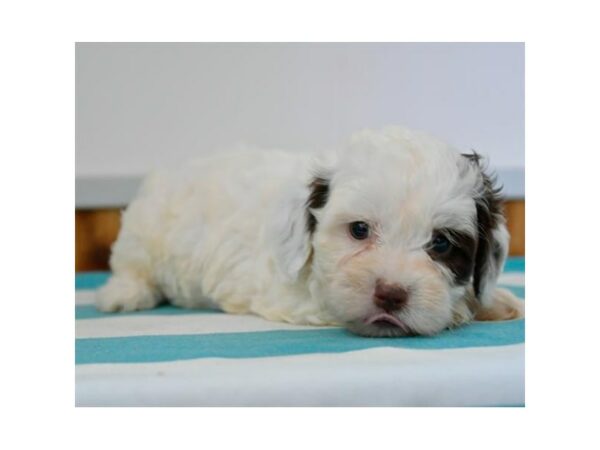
[97,126,524,337]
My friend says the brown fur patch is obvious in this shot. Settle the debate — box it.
[463,152,506,299]
[427,229,477,285]
[306,176,330,234]
[473,175,505,297]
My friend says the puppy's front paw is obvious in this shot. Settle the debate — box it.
[96,275,159,312]
[475,287,524,321]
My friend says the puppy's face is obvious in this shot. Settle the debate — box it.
[308,164,480,337]
[274,128,509,337]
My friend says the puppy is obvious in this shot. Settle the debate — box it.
[96,126,524,337]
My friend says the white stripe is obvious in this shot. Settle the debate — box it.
[498,273,525,286]
[76,290,97,305]
[76,312,331,338]
[76,344,524,406]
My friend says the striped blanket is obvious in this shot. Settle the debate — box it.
[75,258,525,406]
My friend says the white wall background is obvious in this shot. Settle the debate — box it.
[76,43,524,204]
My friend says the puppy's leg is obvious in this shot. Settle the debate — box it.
[451,297,475,328]
[474,287,524,321]
[96,217,160,312]
[96,274,160,312]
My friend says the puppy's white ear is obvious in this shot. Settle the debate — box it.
[464,153,510,307]
[269,176,330,282]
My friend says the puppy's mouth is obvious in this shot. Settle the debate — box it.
[344,313,412,337]
[365,313,411,334]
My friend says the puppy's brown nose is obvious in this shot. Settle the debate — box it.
[373,280,408,312]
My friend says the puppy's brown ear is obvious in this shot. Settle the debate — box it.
[269,174,330,283]
[463,153,510,307]
[305,176,330,235]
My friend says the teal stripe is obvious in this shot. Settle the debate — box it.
[75,319,524,364]
[76,304,223,320]
[503,257,525,273]
[76,272,110,290]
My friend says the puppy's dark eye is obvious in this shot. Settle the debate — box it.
[349,221,370,240]
[430,234,452,254]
